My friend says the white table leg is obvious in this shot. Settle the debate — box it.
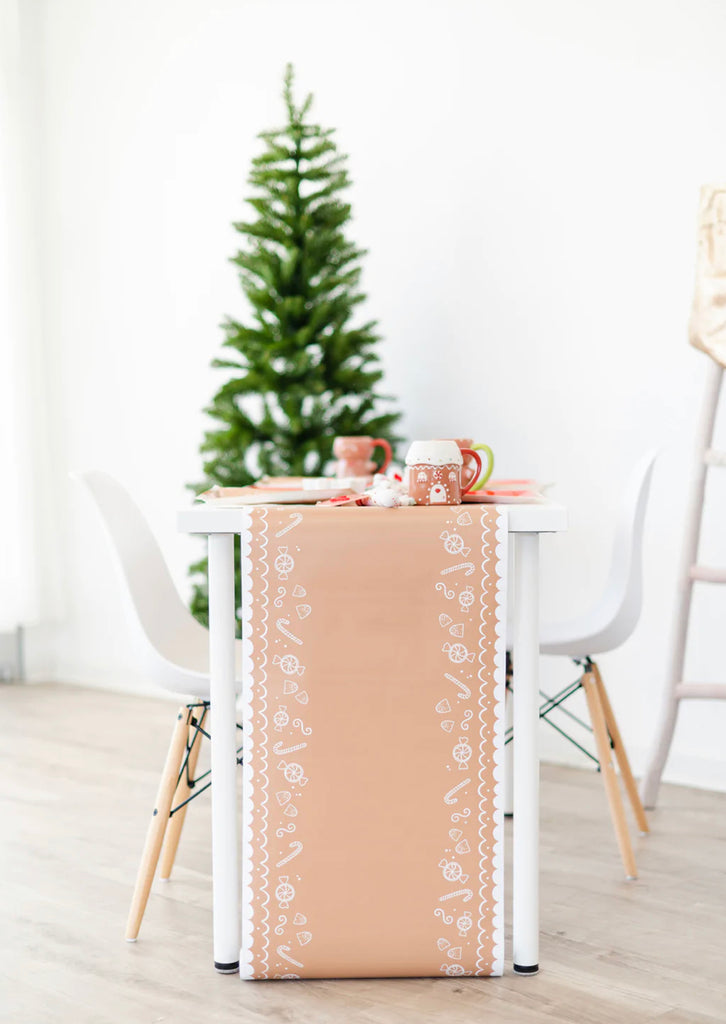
[512,532,540,975]
[503,686,514,816]
[208,533,240,973]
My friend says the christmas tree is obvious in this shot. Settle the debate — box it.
[189,65,400,628]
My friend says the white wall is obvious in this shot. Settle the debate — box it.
[25,0,726,787]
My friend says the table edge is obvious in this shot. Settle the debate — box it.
[177,502,567,534]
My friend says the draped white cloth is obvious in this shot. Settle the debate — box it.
[690,184,726,369]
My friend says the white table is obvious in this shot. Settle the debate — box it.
[178,500,566,976]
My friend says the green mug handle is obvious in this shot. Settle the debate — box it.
[470,444,494,491]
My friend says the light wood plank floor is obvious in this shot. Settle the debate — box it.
[2,683,725,1024]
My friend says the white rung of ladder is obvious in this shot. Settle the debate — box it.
[674,682,726,700]
[689,564,726,584]
[640,360,726,809]
[703,448,726,466]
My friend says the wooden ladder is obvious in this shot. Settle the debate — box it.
[640,359,726,808]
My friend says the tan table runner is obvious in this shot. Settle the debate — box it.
[240,504,507,979]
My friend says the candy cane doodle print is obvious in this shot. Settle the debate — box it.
[445,673,471,700]
[276,618,303,645]
[274,513,303,538]
[440,561,475,577]
[272,740,308,756]
[439,888,474,903]
[264,514,314,980]
[276,841,304,867]
[277,945,304,969]
[444,778,470,804]
[435,512,478,977]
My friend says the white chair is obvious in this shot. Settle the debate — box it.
[73,470,242,941]
[514,450,657,878]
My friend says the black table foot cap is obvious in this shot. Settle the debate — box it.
[215,960,239,974]
[513,963,539,975]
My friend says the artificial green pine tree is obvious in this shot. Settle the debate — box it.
[189,65,400,629]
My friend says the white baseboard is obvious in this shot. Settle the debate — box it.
[540,733,726,794]
[32,666,176,702]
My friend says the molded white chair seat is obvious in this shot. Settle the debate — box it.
[509,450,657,878]
[539,449,658,659]
[74,469,243,942]
[74,470,243,697]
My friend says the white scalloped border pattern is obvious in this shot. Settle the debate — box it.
[240,508,254,978]
[484,507,507,976]
[240,508,272,978]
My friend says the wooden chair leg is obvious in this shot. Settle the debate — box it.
[591,662,649,835]
[125,706,191,941]
[159,706,206,881]
[582,671,638,879]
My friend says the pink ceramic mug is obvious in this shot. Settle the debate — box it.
[333,436,392,478]
[405,440,482,505]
